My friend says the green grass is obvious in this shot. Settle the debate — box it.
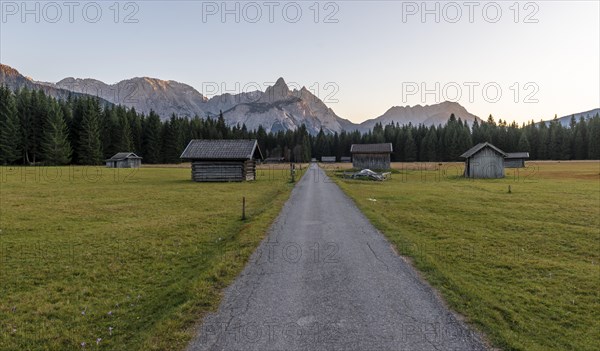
[330,161,600,351]
[0,165,303,350]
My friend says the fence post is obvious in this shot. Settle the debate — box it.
[242,197,246,220]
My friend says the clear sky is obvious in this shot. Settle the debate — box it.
[1,0,598,123]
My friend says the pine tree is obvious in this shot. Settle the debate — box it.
[142,110,162,164]
[517,131,530,153]
[573,117,588,159]
[161,114,183,163]
[394,129,405,161]
[78,99,104,165]
[420,128,437,161]
[118,113,133,152]
[17,88,34,164]
[101,107,119,158]
[404,129,417,162]
[0,87,21,164]
[41,100,72,165]
[537,121,549,160]
[587,114,600,159]
[129,108,143,153]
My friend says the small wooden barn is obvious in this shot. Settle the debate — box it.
[460,142,507,178]
[180,139,263,182]
[321,156,336,163]
[340,156,352,163]
[263,157,285,164]
[350,143,393,170]
[105,152,142,168]
[505,152,529,168]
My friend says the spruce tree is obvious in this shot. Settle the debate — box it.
[17,88,34,164]
[573,117,588,159]
[78,99,104,165]
[587,114,600,159]
[41,100,72,165]
[404,129,417,162]
[517,131,530,152]
[420,128,437,161]
[161,114,183,163]
[118,113,133,152]
[142,110,162,164]
[0,87,21,164]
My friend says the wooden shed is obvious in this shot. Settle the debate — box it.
[460,142,507,178]
[350,143,393,170]
[105,152,142,168]
[180,139,263,182]
[321,156,336,163]
[505,152,529,168]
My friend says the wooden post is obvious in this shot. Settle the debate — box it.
[242,197,246,220]
[290,162,295,183]
[508,185,512,194]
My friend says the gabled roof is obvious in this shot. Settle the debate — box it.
[460,142,507,158]
[350,143,393,154]
[506,152,530,159]
[180,139,263,160]
[106,152,142,161]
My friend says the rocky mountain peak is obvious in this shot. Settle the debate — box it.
[262,77,291,103]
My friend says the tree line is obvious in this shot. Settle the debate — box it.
[0,86,599,165]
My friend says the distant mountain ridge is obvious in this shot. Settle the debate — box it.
[4,63,594,134]
[0,64,111,105]
[355,101,482,133]
[554,108,600,126]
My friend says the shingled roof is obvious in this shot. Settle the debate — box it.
[106,152,142,161]
[350,143,393,154]
[506,152,530,159]
[180,139,263,160]
[460,142,507,158]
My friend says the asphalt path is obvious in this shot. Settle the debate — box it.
[188,163,488,351]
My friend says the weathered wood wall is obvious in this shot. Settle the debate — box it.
[191,160,256,182]
[192,161,244,182]
[352,154,391,170]
[464,148,505,178]
[244,160,256,181]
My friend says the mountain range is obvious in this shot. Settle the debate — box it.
[0,64,112,105]
[551,108,600,127]
[2,63,596,134]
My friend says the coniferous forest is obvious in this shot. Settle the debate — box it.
[0,86,599,165]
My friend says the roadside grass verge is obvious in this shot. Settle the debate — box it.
[0,164,303,350]
[329,161,599,351]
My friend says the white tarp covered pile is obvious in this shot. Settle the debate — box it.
[350,169,388,181]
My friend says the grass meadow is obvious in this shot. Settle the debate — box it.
[0,164,303,350]
[328,161,599,351]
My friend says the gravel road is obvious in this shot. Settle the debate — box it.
[188,163,488,351]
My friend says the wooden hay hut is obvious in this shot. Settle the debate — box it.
[105,152,142,168]
[340,156,352,163]
[350,143,393,170]
[180,139,263,182]
[460,142,507,178]
[321,156,336,163]
[505,152,529,168]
